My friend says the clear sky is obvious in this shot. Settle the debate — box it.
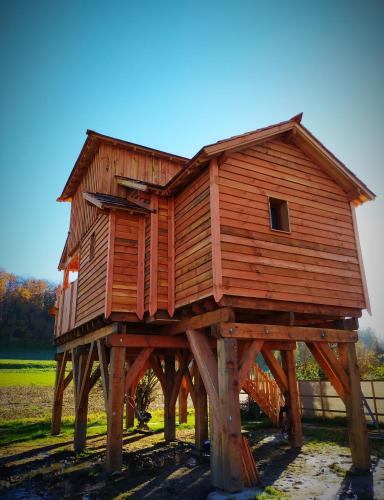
[0,1,383,334]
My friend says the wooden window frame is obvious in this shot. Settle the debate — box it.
[268,197,291,234]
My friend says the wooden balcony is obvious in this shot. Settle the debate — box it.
[55,280,78,338]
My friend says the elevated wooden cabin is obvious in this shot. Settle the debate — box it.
[52,115,375,493]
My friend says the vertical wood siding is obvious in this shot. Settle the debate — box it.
[218,139,365,309]
[157,197,169,311]
[174,168,213,308]
[75,214,109,326]
[66,143,183,257]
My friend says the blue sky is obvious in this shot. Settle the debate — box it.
[0,0,383,334]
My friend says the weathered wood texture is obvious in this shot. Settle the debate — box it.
[75,214,109,327]
[174,168,213,308]
[218,139,366,310]
[66,143,183,256]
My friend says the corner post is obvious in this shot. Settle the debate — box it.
[74,352,90,452]
[106,345,126,473]
[339,342,370,470]
[281,349,302,448]
[178,380,188,424]
[217,337,243,492]
[164,353,176,441]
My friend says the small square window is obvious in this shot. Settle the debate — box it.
[89,232,96,261]
[269,197,290,232]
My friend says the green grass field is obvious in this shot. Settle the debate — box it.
[0,359,70,386]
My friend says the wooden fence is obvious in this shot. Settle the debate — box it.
[298,379,384,424]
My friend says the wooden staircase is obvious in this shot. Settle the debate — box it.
[243,363,284,426]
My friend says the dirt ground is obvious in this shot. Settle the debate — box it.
[1,424,383,499]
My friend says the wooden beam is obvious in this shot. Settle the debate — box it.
[107,334,190,349]
[162,307,235,336]
[209,158,223,302]
[106,346,126,473]
[167,197,175,317]
[149,354,166,391]
[74,351,90,452]
[149,194,159,316]
[185,330,220,415]
[97,339,110,411]
[261,348,288,392]
[178,380,188,424]
[306,342,346,401]
[125,347,154,393]
[52,352,68,435]
[78,343,95,408]
[238,340,264,389]
[184,364,196,408]
[56,323,119,353]
[170,351,189,408]
[220,323,358,343]
[136,216,145,320]
[194,369,208,451]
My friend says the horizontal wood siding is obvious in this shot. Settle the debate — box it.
[66,143,183,257]
[218,139,365,309]
[158,197,169,311]
[144,214,151,311]
[111,212,140,314]
[75,214,109,326]
[174,168,213,307]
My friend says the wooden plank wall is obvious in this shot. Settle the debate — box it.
[66,143,183,258]
[174,168,213,308]
[110,211,140,315]
[144,214,151,312]
[75,214,109,326]
[158,197,169,311]
[218,139,365,309]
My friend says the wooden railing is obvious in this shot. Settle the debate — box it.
[243,363,284,426]
[55,280,78,338]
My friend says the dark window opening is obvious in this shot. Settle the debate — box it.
[89,232,96,261]
[269,197,290,232]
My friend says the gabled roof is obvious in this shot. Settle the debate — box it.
[58,130,189,201]
[83,192,153,214]
[163,114,375,204]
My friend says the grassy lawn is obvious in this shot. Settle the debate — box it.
[0,359,70,387]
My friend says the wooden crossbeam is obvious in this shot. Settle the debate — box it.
[125,347,154,393]
[184,363,197,407]
[220,323,358,342]
[306,342,348,401]
[186,329,220,420]
[261,347,288,392]
[78,343,95,408]
[238,340,264,389]
[97,339,110,409]
[57,323,118,353]
[107,334,190,348]
[162,307,235,336]
[170,351,189,408]
[63,370,73,390]
[150,354,166,391]
[89,366,101,390]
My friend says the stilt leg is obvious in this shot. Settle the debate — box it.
[194,370,208,450]
[74,352,91,452]
[164,354,176,441]
[217,338,243,492]
[178,380,188,424]
[52,352,67,435]
[106,346,126,473]
[126,384,135,429]
[339,342,370,470]
[281,349,302,448]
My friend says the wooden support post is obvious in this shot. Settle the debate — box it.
[52,352,67,435]
[126,384,136,429]
[194,370,208,451]
[339,342,370,470]
[164,354,176,441]
[178,379,188,424]
[217,338,244,492]
[74,351,91,452]
[281,349,302,448]
[106,346,126,473]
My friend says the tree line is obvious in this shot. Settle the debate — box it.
[0,268,56,348]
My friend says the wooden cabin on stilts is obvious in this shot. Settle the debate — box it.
[51,114,375,494]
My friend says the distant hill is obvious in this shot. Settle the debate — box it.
[0,268,56,351]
